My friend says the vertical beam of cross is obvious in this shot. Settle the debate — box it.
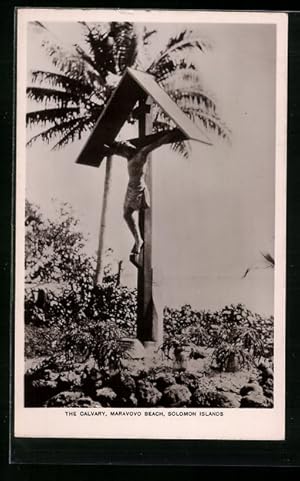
[135,97,162,347]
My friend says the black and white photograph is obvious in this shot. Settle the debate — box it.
[14,9,287,440]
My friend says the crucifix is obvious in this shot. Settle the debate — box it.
[133,97,161,346]
[76,68,212,352]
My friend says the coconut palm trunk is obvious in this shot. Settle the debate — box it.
[95,154,113,284]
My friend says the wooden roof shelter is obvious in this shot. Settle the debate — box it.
[76,67,212,168]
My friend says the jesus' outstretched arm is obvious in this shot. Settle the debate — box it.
[137,129,183,160]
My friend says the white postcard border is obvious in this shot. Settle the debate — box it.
[14,9,288,440]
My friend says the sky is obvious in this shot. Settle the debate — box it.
[24,20,277,315]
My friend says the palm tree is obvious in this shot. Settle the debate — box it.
[27,21,230,283]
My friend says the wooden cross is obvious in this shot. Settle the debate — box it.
[76,68,211,350]
[131,97,161,346]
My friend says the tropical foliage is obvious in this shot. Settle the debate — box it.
[25,203,273,378]
[163,303,273,371]
[27,21,230,157]
[25,200,89,285]
[24,201,137,361]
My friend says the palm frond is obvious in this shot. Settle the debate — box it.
[169,88,217,116]
[42,40,100,84]
[52,117,94,149]
[152,107,177,131]
[26,107,80,128]
[31,70,93,93]
[79,21,138,80]
[142,28,157,45]
[260,251,275,267]
[152,119,172,132]
[165,30,209,51]
[154,61,198,84]
[27,23,230,161]
[181,106,231,140]
[27,86,79,106]
[29,21,48,31]
[171,140,192,159]
[163,71,231,140]
[151,59,177,83]
[148,30,210,74]
[73,43,106,83]
[152,116,192,159]
[26,115,94,148]
[87,102,106,121]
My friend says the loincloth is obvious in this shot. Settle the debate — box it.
[124,185,150,212]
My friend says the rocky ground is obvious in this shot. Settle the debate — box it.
[25,349,273,409]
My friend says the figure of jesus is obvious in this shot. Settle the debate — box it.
[109,130,178,255]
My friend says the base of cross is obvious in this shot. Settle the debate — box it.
[120,338,157,360]
[128,249,163,355]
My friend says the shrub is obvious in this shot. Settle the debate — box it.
[162,303,273,372]
[24,201,138,364]
[212,342,251,372]
[163,304,212,338]
[210,304,270,372]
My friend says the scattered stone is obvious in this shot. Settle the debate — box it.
[73,397,102,408]
[81,365,102,383]
[240,393,273,408]
[220,392,240,408]
[136,380,162,407]
[262,378,274,399]
[190,346,207,359]
[162,384,192,407]
[58,371,82,390]
[81,366,103,397]
[214,377,242,395]
[45,391,102,407]
[192,387,238,408]
[119,338,145,359]
[109,371,136,399]
[155,373,176,392]
[240,382,263,397]
[32,378,58,390]
[258,362,274,384]
[26,377,60,407]
[95,387,117,406]
[176,372,203,393]
[119,393,138,407]
[43,369,60,381]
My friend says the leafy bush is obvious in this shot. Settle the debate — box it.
[162,303,273,371]
[25,324,61,358]
[162,305,212,365]
[25,279,137,361]
[56,319,132,370]
[24,201,137,364]
[210,304,269,371]
[25,200,88,285]
[163,304,212,337]
[25,202,273,377]
[212,342,251,372]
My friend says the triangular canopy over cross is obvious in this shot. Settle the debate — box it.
[76,67,212,167]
